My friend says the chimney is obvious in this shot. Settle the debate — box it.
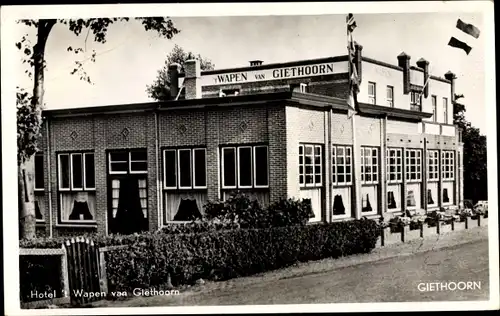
[397,52,411,94]
[184,59,201,99]
[444,71,457,103]
[250,60,263,67]
[354,42,363,84]
[168,63,181,100]
[416,58,429,98]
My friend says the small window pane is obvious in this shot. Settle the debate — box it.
[59,155,70,189]
[223,148,236,187]
[71,154,83,189]
[255,146,269,187]
[110,152,128,162]
[84,153,95,189]
[164,150,176,187]
[238,147,252,187]
[179,149,192,188]
[130,150,147,161]
[193,149,206,188]
[131,161,148,172]
[34,154,44,189]
[111,162,128,173]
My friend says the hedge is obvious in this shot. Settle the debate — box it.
[105,219,379,292]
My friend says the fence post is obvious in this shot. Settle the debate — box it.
[60,245,70,299]
[99,249,108,295]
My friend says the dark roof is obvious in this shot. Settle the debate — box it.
[357,102,433,120]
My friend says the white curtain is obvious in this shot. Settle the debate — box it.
[164,191,208,221]
[406,183,421,209]
[361,185,378,214]
[332,187,352,218]
[60,191,96,222]
[387,184,401,212]
[427,182,438,208]
[34,194,45,221]
[299,188,322,222]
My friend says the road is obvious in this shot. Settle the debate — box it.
[93,238,489,307]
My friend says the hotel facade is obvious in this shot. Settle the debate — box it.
[33,44,464,237]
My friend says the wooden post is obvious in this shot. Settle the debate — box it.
[436,220,441,234]
[401,225,409,242]
[451,218,455,231]
[478,214,482,227]
[60,245,70,299]
[465,216,469,229]
[99,250,108,294]
[419,222,424,238]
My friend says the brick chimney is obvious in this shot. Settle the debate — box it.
[168,63,181,100]
[354,42,363,84]
[416,58,429,98]
[184,59,202,99]
[444,71,456,103]
[397,52,411,94]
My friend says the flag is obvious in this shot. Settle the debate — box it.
[448,18,480,55]
[346,13,359,118]
[448,36,472,55]
[456,19,480,39]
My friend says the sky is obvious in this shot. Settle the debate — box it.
[9,5,490,133]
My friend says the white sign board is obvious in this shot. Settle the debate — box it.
[193,61,348,87]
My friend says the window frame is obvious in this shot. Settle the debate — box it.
[431,95,437,122]
[441,150,455,181]
[129,151,148,174]
[361,146,379,185]
[221,145,269,190]
[443,97,449,124]
[386,148,403,184]
[163,147,207,190]
[331,145,352,186]
[299,143,323,188]
[58,152,96,192]
[405,148,422,183]
[109,150,148,175]
[34,152,45,191]
[386,85,394,107]
[368,82,376,105]
[410,91,422,111]
[427,150,439,182]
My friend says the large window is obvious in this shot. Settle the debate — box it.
[443,97,449,124]
[368,82,376,104]
[299,144,322,187]
[222,145,268,189]
[164,148,206,190]
[58,152,96,223]
[405,149,422,182]
[427,150,439,181]
[361,147,378,184]
[386,148,402,183]
[386,86,394,107]
[410,91,422,111]
[442,150,455,180]
[331,145,352,185]
[431,95,437,122]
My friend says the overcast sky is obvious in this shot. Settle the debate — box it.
[9,4,490,132]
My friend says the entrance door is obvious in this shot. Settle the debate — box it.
[107,150,148,235]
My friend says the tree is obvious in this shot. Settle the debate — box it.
[16,17,180,239]
[146,44,215,101]
[453,93,488,203]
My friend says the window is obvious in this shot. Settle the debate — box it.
[109,150,147,174]
[299,144,322,187]
[219,88,240,97]
[427,150,439,181]
[361,147,378,184]
[299,83,308,93]
[405,149,422,182]
[443,97,449,124]
[386,148,402,183]
[34,153,44,191]
[58,153,95,191]
[368,82,376,104]
[431,95,437,122]
[57,152,96,223]
[410,91,422,111]
[386,86,394,107]
[222,145,268,189]
[164,148,206,190]
[332,145,352,185]
[442,150,455,180]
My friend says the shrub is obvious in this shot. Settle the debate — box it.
[104,218,380,292]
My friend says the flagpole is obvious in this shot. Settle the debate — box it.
[347,14,361,220]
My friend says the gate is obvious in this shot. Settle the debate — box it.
[64,237,101,306]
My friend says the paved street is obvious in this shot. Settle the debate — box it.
[91,228,489,307]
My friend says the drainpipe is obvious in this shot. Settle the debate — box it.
[154,110,162,229]
[45,118,53,238]
[327,109,332,222]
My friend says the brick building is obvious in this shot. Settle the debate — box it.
[34,45,464,237]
